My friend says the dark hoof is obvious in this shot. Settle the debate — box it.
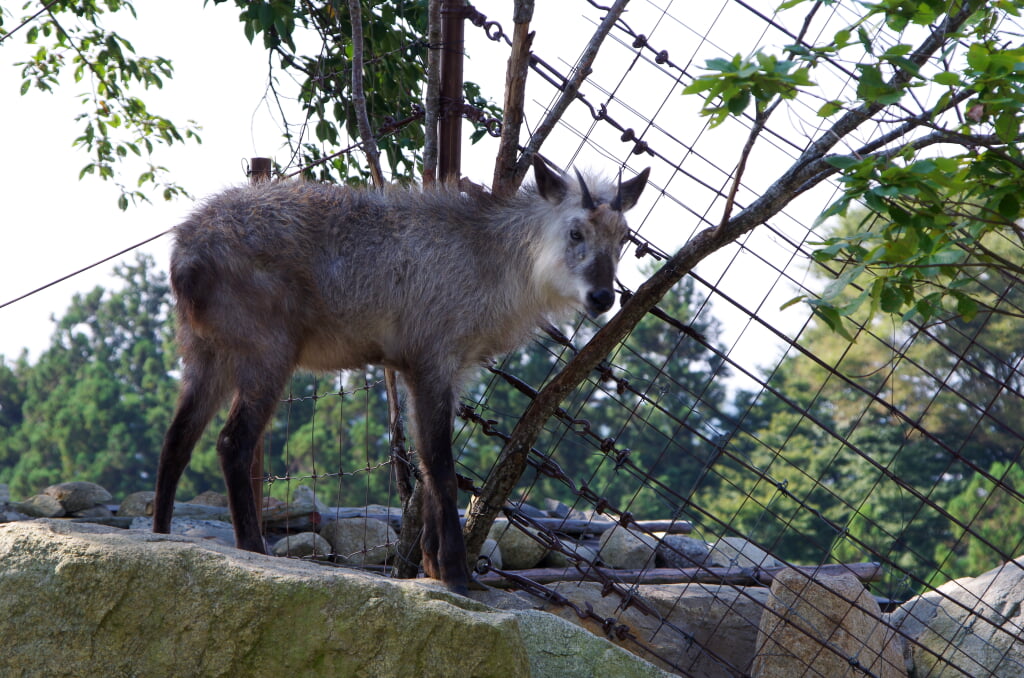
[444,578,471,597]
[468,573,497,592]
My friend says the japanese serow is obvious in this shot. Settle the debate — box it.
[154,157,650,594]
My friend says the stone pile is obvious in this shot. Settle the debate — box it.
[1,480,712,574]
[7,480,113,519]
[2,481,1021,677]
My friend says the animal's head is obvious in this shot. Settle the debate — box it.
[533,156,650,318]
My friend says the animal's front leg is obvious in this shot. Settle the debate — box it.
[406,377,470,596]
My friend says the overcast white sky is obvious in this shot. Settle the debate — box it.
[0,2,278,360]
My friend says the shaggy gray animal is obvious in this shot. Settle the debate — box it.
[154,157,649,594]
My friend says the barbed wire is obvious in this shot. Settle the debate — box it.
[5,2,1024,675]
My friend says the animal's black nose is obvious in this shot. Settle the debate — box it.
[587,288,615,315]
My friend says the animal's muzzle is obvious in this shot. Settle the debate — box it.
[586,288,616,316]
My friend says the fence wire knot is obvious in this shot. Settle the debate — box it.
[465,6,506,43]
[613,447,632,470]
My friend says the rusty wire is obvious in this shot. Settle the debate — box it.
[11,1,1004,675]
[6,7,1021,674]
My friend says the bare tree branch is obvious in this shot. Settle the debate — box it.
[510,0,631,189]
[462,1,986,564]
[422,0,442,184]
[718,108,771,228]
[347,0,385,187]
[491,1,535,198]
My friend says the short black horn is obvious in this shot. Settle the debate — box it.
[574,168,597,211]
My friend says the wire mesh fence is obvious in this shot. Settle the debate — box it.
[2,0,1020,675]
[250,1,1024,675]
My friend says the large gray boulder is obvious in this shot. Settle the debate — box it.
[488,519,548,570]
[751,568,906,678]
[888,556,1024,677]
[538,580,770,676]
[597,526,658,569]
[0,519,671,678]
[706,537,781,570]
[118,490,156,517]
[271,531,333,558]
[319,517,397,565]
[43,480,112,513]
[656,534,710,569]
[13,493,66,517]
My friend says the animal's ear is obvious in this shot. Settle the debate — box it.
[534,156,568,204]
[614,167,651,212]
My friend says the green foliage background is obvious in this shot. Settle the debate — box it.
[1,249,1019,600]
[3,0,1024,604]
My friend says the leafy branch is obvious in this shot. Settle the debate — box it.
[11,1,201,208]
[462,0,1024,561]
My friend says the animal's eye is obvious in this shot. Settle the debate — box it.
[570,229,583,241]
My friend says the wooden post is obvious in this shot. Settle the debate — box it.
[249,156,271,529]
[438,0,466,182]
[250,157,272,184]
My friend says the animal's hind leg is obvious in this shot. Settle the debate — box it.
[405,375,470,595]
[217,361,291,554]
[154,352,229,534]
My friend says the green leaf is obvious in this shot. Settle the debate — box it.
[780,295,807,311]
[857,26,873,55]
[682,78,716,95]
[837,285,872,317]
[994,112,1020,143]
[879,284,904,314]
[933,71,962,86]
[998,193,1020,220]
[817,100,844,117]
[856,65,904,105]
[812,240,849,262]
[956,293,978,322]
[825,155,862,170]
[887,203,912,224]
[931,157,961,173]
[812,305,855,340]
[705,57,738,73]
[727,89,752,115]
[966,43,990,71]
[821,265,865,302]
[887,56,921,78]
